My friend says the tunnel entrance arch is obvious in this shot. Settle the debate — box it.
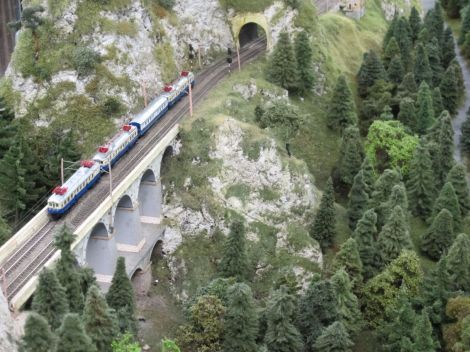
[231,13,272,50]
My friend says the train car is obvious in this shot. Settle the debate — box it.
[163,71,195,107]
[93,124,139,171]
[130,95,169,136]
[47,161,101,217]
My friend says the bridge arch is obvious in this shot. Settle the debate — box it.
[138,169,160,220]
[85,222,118,278]
[231,13,272,50]
[113,194,144,247]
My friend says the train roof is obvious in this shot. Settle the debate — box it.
[48,162,101,203]
[93,125,137,162]
[131,96,168,126]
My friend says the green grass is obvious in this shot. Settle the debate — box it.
[154,43,178,83]
[225,183,251,203]
[218,0,275,12]
[258,186,281,201]
[101,19,138,36]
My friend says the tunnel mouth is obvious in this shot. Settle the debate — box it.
[238,22,267,48]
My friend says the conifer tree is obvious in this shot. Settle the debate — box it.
[406,141,436,219]
[314,321,354,352]
[394,17,413,70]
[460,5,470,44]
[331,269,363,336]
[399,72,418,96]
[383,14,399,51]
[387,55,404,85]
[294,31,314,94]
[333,238,363,288]
[376,206,413,267]
[427,38,443,87]
[338,126,364,186]
[414,43,432,86]
[106,257,136,334]
[348,170,369,230]
[377,291,417,351]
[398,98,417,132]
[432,182,462,231]
[311,178,336,249]
[422,209,454,260]
[451,59,465,100]
[54,227,84,313]
[326,75,357,131]
[223,283,258,352]
[56,313,97,352]
[435,111,455,186]
[416,82,435,135]
[370,169,401,225]
[0,212,10,246]
[219,220,250,280]
[442,28,456,68]
[445,233,470,292]
[440,65,460,115]
[361,156,375,197]
[297,276,339,351]
[264,286,303,352]
[19,312,56,352]
[84,286,118,352]
[32,268,69,330]
[409,7,422,42]
[353,209,378,279]
[427,3,445,43]
[357,50,386,97]
[380,183,409,226]
[267,32,298,92]
[412,311,440,351]
[432,87,444,116]
[0,96,15,160]
[446,163,470,216]
[461,108,470,153]
[383,37,400,67]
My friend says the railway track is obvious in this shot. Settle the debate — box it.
[0,38,266,302]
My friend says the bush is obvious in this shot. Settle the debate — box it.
[284,0,300,8]
[101,97,123,116]
[72,47,100,76]
[157,0,175,10]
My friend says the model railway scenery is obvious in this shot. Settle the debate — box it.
[1,0,470,351]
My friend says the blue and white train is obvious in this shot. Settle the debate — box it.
[47,71,195,217]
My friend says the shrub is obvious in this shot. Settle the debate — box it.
[72,47,100,76]
[157,0,175,10]
[101,97,123,116]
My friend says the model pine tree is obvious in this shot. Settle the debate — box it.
[382,14,398,51]
[264,285,303,352]
[409,7,422,42]
[219,220,249,281]
[338,126,364,186]
[370,169,401,228]
[398,98,417,132]
[432,87,444,116]
[357,50,386,97]
[387,55,404,85]
[84,286,118,352]
[432,182,462,231]
[333,238,363,288]
[347,170,369,230]
[380,183,409,227]
[54,227,84,313]
[297,276,339,350]
[0,95,15,160]
[311,178,336,249]
[412,310,439,351]
[361,156,375,197]
[32,268,69,329]
[451,60,465,100]
[267,32,298,92]
[460,5,470,44]
[223,283,258,352]
[421,209,454,260]
[461,108,470,153]
[434,112,455,187]
[314,321,354,352]
[383,37,400,67]
[19,312,56,352]
[393,17,413,70]
[427,39,443,87]
[331,269,363,336]
[442,28,456,68]
[294,31,314,94]
[440,65,460,115]
[406,142,436,219]
[56,313,97,352]
[446,163,470,216]
[376,206,413,267]
[445,233,470,292]
[414,44,432,86]
[416,82,435,135]
[353,209,378,279]
[326,75,357,131]
[106,257,136,334]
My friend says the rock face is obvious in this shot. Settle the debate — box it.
[0,291,17,352]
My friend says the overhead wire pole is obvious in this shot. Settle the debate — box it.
[60,158,64,185]
[108,161,114,233]
[188,78,193,117]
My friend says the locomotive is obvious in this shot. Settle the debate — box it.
[47,71,195,217]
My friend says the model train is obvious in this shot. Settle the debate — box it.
[47,71,195,217]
